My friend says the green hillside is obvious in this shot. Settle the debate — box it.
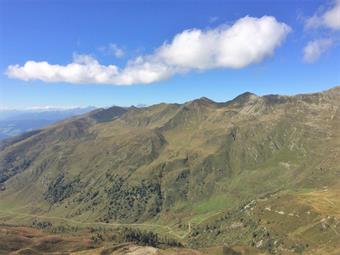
[0,87,339,254]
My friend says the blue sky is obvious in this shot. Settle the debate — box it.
[0,0,339,109]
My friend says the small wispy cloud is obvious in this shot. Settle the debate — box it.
[305,0,340,30]
[303,38,333,63]
[302,0,339,63]
[6,16,291,86]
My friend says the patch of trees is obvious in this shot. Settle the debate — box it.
[73,226,182,248]
[44,173,80,203]
[121,228,182,248]
[188,201,269,249]
[32,219,52,230]
[105,176,163,222]
[31,220,79,233]
[0,156,32,183]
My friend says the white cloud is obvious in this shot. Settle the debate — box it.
[6,16,291,86]
[157,16,290,70]
[7,54,120,84]
[303,38,333,63]
[305,0,340,30]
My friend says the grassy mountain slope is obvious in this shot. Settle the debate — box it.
[0,87,339,254]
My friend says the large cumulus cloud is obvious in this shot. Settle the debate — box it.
[6,16,291,85]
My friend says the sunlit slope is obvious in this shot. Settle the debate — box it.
[0,87,339,253]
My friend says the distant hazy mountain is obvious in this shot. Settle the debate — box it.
[0,107,96,140]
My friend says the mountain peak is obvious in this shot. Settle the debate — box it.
[235,91,257,99]
[198,96,214,102]
[88,105,127,123]
[228,91,258,105]
[185,97,216,108]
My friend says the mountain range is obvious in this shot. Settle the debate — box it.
[0,87,339,255]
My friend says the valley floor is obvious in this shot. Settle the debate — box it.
[0,225,255,255]
[1,187,339,254]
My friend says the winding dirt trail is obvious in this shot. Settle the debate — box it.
[0,209,186,238]
[0,208,226,240]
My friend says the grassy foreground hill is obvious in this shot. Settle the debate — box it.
[0,87,339,254]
